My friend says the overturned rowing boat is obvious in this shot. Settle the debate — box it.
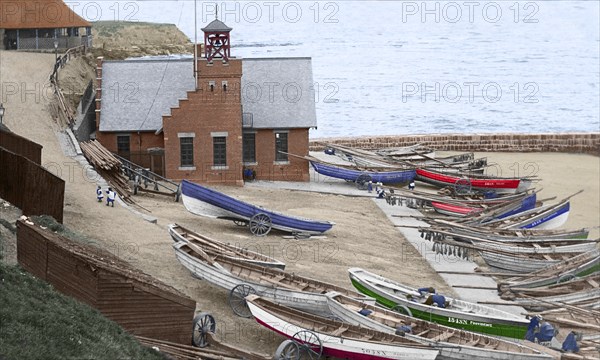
[181,180,334,236]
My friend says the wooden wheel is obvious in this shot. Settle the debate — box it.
[228,284,257,318]
[392,304,413,317]
[249,213,272,236]
[454,178,472,195]
[274,340,301,360]
[291,330,323,360]
[355,173,372,190]
[191,312,216,348]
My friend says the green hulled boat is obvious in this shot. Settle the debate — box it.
[348,267,530,339]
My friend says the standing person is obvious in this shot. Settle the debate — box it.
[96,186,104,202]
[367,180,373,193]
[376,182,385,198]
[106,187,116,207]
[408,180,416,190]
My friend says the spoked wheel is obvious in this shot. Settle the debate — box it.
[233,219,247,227]
[274,340,301,360]
[228,284,257,318]
[291,330,323,360]
[191,312,216,348]
[249,213,272,236]
[454,178,472,195]
[355,173,372,190]
[392,304,413,317]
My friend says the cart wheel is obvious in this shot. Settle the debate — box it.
[292,330,323,360]
[454,178,472,195]
[274,340,301,360]
[228,284,257,318]
[249,213,272,237]
[191,312,216,348]
[355,173,372,190]
[392,304,413,317]
[233,219,247,227]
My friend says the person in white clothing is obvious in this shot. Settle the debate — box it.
[96,186,104,202]
[106,187,116,207]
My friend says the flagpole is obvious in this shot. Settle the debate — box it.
[194,0,198,90]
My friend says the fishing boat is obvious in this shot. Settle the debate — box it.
[431,192,538,219]
[422,222,590,243]
[415,168,533,194]
[309,158,416,185]
[507,285,600,311]
[172,241,373,317]
[498,249,600,290]
[385,187,534,210]
[167,223,286,270]
[420,224,597,255]
[425,232,597,268]
[246,295,441,360]
[481,199,571,230]
[181,180,334,236]
[348,268,530,339]
[325,292,556,360]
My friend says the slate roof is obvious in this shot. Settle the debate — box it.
[201,19,232,32]
[242,58,317,129]
[98,57,317,132]
[99,59,195,132]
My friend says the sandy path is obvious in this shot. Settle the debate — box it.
[1,50,598,354]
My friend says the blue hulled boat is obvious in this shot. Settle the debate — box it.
[310,160,416,185]
[181,180,334,236]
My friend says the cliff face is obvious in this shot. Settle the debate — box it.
[92,21,193,59]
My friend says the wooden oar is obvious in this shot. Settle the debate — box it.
[185,242,230,273]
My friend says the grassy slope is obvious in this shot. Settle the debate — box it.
[0,263,165,360]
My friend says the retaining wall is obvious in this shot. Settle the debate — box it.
[310,133,600,155]
[17,220,196,344]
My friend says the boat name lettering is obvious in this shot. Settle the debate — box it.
[447,317,468,325]
[361,349,388,355]
[468,320,493,327]
[448,317,493,327]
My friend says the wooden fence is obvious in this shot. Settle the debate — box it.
[17,220,196,344]
[0,147,64,223]
[0,127,42,164]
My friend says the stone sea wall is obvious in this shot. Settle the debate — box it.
[310,133,600,155]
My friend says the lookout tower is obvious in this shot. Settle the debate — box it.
[201,19,232,62]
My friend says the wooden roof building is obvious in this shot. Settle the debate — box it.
[0,0,92,50]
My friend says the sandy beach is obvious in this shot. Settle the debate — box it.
[1,50,599,354]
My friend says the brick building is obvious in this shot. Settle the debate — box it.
[95,19,316,185]
[0,0,92,50]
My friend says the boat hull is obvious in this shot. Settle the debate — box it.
[310,161,416,184]
[348,269,529,339]
[167,224,286,270]
[181,180,333,234]
[247,299,440,360]
[173,242,334,316]
[326,294,553,360]
[415,169,529,194]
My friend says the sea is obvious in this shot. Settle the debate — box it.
[74,1,600,138]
